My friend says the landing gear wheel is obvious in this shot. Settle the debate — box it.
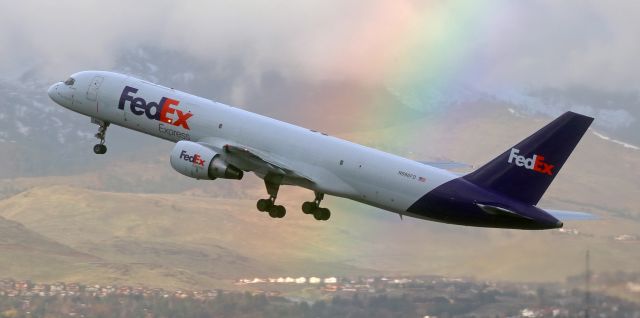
[93,144,107,154]
[312,208,323,220]
[269,205,286,218]
[321,208,330,221]
[313,208,330,221]
[91,119,110,155]
[302,201,316,214]
[306,192,330,220]
[257,199,273,212]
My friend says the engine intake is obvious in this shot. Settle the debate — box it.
[170,140,243,180]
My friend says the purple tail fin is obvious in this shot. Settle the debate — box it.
[464,111,593,205]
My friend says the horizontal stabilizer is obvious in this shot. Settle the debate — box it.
[544,209,597,221]
[420,161,473,170]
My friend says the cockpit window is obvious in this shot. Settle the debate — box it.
[64,77,75,86]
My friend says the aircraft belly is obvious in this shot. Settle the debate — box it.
[330,153,457,213]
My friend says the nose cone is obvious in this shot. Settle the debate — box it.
[48,83,60,103]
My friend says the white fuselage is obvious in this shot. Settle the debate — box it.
[49,71,457,218]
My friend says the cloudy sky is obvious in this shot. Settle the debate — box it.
[1,0,639,93]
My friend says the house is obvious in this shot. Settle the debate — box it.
[392,278,412,284]
[117,286,131,295]
[323,285,338,292]
[66,283,80,293]
[32,283,48,296]
[50,283,65,293]
[323,277,337,284]
[15,281,29,291]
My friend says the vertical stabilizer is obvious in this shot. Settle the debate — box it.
[463,111,593,205]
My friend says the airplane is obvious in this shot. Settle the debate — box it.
[48,71,595,230]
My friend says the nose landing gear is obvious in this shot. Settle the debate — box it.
[92,118,109,154]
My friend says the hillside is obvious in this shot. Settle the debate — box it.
[0,214,99,282]
[0,107,637,289]
[0,185,380,289]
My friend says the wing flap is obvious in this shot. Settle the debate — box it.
[222,144,314,182]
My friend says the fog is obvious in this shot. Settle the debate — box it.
[0,1,638,145]
[1,0,639,91]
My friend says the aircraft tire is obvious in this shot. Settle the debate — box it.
[313,208,329,221]
[320,208,331,221]
[257,199,272,212]
[302,201,316,214]
[93,144,107,154]
[276,205,286,218]
[269,205,285,218]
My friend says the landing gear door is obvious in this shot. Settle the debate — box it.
[87,76,104,102]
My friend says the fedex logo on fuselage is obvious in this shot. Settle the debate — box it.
[507,148,554,176]
[118,86,193,130]
[179,150,205,167]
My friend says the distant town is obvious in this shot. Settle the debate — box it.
[554,227,639,242]
[0,272,639,317]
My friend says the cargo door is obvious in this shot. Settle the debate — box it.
[87,76,104,102]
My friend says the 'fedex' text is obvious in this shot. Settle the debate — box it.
[118,86,193,130]
[507,148,554,175]
[179,150,205,167]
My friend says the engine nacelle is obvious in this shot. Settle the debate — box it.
[170,140,243,180]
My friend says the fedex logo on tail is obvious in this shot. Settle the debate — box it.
[118,86,193,129]
[179,150,205,167]
[507,148,554,175]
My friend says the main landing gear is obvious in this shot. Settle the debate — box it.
[256,180,286,218]
[92,119,110,155]
[302,192,330,221]
[255,178,330,221]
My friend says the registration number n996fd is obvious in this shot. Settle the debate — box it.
[398,170,417,180]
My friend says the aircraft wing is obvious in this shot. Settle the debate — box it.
[199,140,314,184]
[223,144,311,178]
[543,209,598,221]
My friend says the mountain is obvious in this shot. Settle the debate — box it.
[1,45,637,177]
[0,45,637,289]
[0,214,98,282]
[0,185,380,289]
[0,105,637,288]
[489,87,640,146]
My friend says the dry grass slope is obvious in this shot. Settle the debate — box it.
[0,107,637,288]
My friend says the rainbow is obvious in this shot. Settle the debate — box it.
[319,1,503,234]
[314,1,503,142]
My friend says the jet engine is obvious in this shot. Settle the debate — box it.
[170,140,243,180]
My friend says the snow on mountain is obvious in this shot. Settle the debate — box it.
[389,81,639,150]
[490,87,639,146]
[592,131,639,151]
